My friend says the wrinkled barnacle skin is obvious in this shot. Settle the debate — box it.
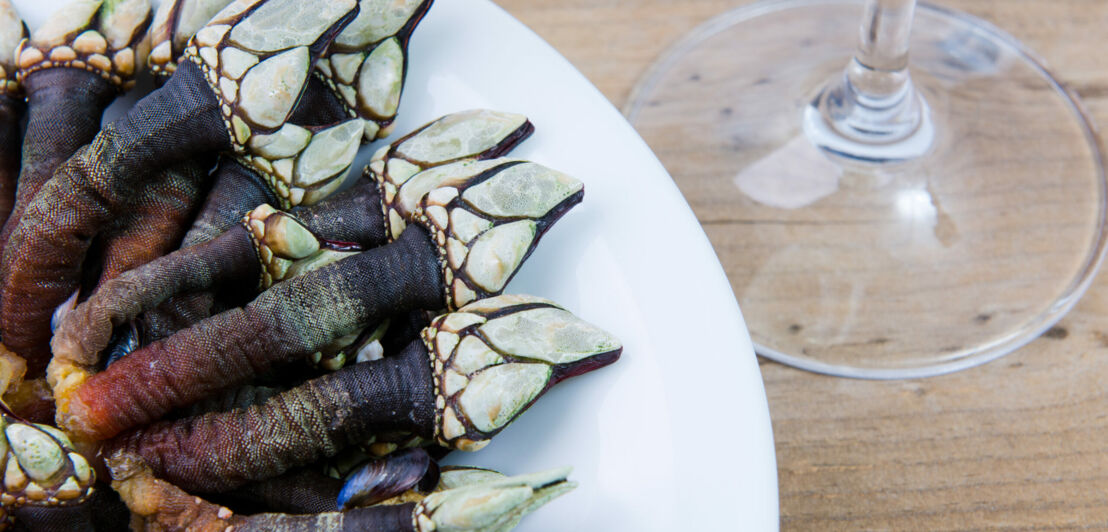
[0,0,157,377]
[5,0,157,258]
[127,0,436,344]
[0,2,622,528]
[423,295,622,451]
[0,408,95,513]
[4,0,143,260]
[50,149,585,442]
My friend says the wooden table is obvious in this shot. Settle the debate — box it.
[494,0,1108,528]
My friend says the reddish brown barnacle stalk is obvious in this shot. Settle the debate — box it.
[0,0,153,422]
[82,0,247,293]
[48,197,385,373]
[0,0,361,375]
[101,296,619,493]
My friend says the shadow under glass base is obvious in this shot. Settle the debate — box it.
[626,0,1108,378]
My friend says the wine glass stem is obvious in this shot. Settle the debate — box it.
[850,0,914,99]
[805,0,933,161]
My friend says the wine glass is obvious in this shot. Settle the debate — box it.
[625,0,1107,378]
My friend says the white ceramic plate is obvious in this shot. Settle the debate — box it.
[12,0,779,529]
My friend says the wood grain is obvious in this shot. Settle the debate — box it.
[493,0,1108,529]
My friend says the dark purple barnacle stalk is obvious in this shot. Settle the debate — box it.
[0,1,622,529]
[0,0,154,377]
[89,297,608,530]
[50,160,584,440]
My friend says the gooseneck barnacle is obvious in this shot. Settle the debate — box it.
[0,0,621,529]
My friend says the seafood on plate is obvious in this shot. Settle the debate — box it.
[0,0,621,529]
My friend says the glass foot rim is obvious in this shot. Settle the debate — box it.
[626,0,1108,379]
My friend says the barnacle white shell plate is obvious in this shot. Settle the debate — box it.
[14,0,779,530]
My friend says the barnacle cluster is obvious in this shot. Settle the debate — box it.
[0,0,621,529]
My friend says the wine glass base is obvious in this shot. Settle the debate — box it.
[626,0,1108,378]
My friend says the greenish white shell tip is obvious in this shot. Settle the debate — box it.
[314,0,430,140]
[423,296,620,450]
[407,159,582,309]
[184,0,359,157]
[414,467,575,532]
[0,416,95,510]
